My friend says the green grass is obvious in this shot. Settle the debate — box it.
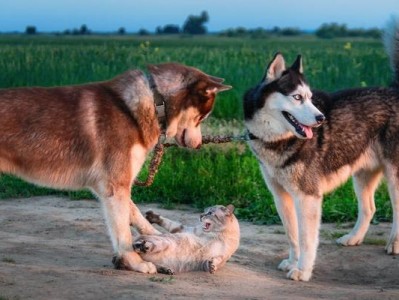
[0,35,393,224]
[1,257,16,264]
[149,276,175,284]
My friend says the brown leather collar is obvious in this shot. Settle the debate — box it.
[147,74,167,133]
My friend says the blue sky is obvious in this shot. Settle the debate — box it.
[1,0,399,32]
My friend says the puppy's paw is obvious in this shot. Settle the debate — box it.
[336,234,363,246]
[145,210,162,225]
[287,268,312,282]
[278,259,297,272]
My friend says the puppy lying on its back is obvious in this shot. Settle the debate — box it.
[133,205,240,274]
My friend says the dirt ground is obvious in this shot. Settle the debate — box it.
[0,196,398,300]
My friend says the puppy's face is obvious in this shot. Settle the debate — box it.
[149,63,231,149]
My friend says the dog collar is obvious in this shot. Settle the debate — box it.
[147,74,167,133]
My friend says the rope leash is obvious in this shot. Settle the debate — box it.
[134,134,252,187]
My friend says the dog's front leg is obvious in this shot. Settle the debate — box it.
[287,194,322,282]
[261,168,299,271]
[100,188,157,274]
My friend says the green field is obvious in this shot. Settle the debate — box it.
[0,35,393,224]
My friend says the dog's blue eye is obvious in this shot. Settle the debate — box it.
[292,94,303,101]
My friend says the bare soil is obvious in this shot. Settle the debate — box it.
[1,196,398,300]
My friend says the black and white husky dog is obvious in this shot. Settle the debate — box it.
[244,18,399,281]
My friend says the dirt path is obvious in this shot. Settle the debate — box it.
[0,196,398,299]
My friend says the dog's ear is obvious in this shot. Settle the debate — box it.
[204,80,232,95]
[207,75,225,83]
[290,55,303,74]
[262,52,286,83]
[148,63,231,96]
[147,63,187,96]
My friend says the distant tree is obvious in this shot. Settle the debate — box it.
[25,26,37,35]
[138,28,150,36]
[182,10,209,34]
[365,28,382,39]
[280,27,301,36]
[316,23,381,39]
[316,23,348,38]
[118,27,126,35]
[156,24,180,34]
[79,24,90,35]
[271,26,281,34]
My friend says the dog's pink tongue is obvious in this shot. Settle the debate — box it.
[304,126,313,139]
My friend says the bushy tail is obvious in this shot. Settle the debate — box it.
[384,16,399,87]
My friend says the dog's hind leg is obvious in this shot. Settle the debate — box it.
[337,169,382,246]
[383,163,399,254]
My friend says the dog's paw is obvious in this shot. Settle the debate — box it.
[145,210,162,225]
[278,259,297,272]
[136,261,157,274]
[133,239,153,253]
[112,255,157,274]
[112,255,128,270]
[385,237,399,255]
[336,234,363,246]
[287,268,312,282]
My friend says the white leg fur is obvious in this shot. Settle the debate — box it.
[100,188,157,273]
[287,195,322,282]
[337,170,382,246]
[260,167,299,271]
[384,163,399,254]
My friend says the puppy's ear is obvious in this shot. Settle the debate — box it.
[290,55,303,74]
[262,52,286,83]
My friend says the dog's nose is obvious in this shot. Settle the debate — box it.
[196,143,202,150]
[315,114,325,124]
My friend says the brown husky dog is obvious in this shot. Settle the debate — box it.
[0,63,231,273]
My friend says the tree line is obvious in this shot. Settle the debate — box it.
[22,11,382,39]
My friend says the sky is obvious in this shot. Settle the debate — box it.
[1,0,399,33]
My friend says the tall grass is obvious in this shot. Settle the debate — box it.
[0,35,393,223]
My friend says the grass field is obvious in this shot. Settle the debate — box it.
[0,35,394,224]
